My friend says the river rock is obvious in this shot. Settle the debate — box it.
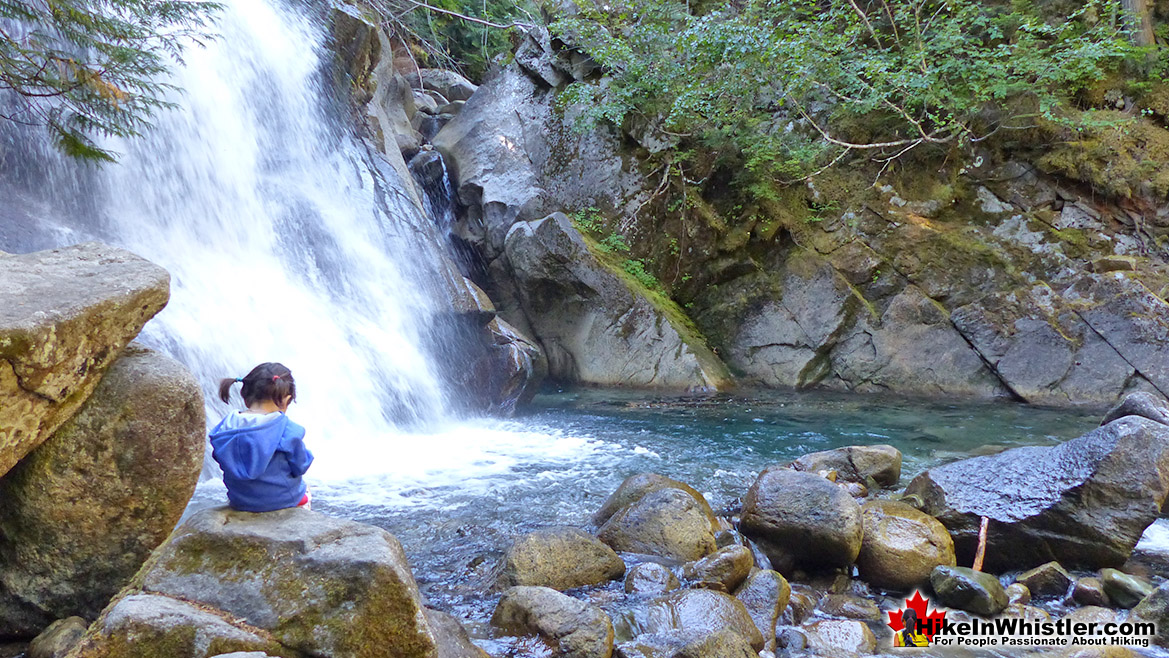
[682,546,753,592]
[502,214,730,390]
[615,629,756,658]
[496,527,626,591]
[0,242,170,479]
[733,570,789,650]
[631,589,763,651]
[1016,561,1073,599]
[78,507,438,658]
[598,488,718,562]
[802,620,876,657]
[1101,392,1169,426]
[816,595,881,621]
[905,416,1169,570]
[1006,583,1031,606]
[780,584,819,625]
[0,344,205,637]
[1073,577,1110,607]
[1130,581,1169,646]
[791,445,902,487]
[492,586,614,658]
[27,616,87,658]
[426,610,491,658]
[930,566,1008,616]
[856,499,955,591]
[740,468,863,573]
[625,563,680,596]
[71,594,289,658]
[593,473,717,529]
[1100,569,1154,609]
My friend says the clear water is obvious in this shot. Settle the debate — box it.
[186,388,1168,656]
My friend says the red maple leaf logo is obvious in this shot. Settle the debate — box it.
[887,590,948,641]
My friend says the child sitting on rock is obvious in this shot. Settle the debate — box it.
[210,362,314,512]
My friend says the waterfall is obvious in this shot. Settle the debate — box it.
[0,0,465,442]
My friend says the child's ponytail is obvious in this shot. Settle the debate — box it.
[218,377,239,403]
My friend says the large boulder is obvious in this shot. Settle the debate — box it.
[615,629,756,658]
[597,488,718,562]
[930,566,1009,616]
[0,243,169,478]
[75,507,438,658]
[856,499,955,591]
[0,344,204,637]
[491,586,614,658]
[503,214,730,390]
[682,546,752,592]
[624,563,680,596]
[791,444,902,487]
[1101,392,1169,426]
[905,416,1169,570]
[405,69,478,102]
[733,570,790,651]
[593,473,716,529]
[739,468,863,573]
[496,527,626,591]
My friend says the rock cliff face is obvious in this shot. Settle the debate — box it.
[424,26,1169,405]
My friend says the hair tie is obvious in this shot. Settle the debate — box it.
[234,377,243,382]
[272,375,281,381]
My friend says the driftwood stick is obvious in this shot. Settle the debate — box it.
[972,516,989,571]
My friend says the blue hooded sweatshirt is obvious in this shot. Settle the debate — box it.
[209,411,313,512]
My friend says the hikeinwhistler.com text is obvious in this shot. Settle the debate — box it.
[923,617,1157,648]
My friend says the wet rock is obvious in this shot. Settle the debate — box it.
[856,499,955,591]
[426,610,491,658]
[1099,569,1154,609]
[615,629,755,658]
[816,594,881,621]
[1130,581,1169,646]
[0,345,205,637]
[80,507,438,658]
[71,594,288,658]
[791,445,902,487]
[1005,583,1031,606]
[929,566,1008,616]
[1063,606,1120,626]
[775,627,807,651]
[1073,577,1110,607]
[905,416,1169,570]
[779,585,819,626]
[625,563,680,596]
[492,586,613,658]
[740,469,862,574]
[598,488,718,562]
[496,527,626,591]
[682,546,753,592]
[1015,561,1073,599]
[405,69,477,102]
[631,589,763,651]
[503,214,731,390]
[1101,392,1169,427]
[802,620,876,657]
[27,617,86,658]
[594,474,717,529]
[1000,604,1051,621]
[733,570,789,650]
[0,242,170,478]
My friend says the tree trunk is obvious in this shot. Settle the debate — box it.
[1122,0,1156,48]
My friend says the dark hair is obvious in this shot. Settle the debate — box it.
[902,607,919,634]
[218,362,296,407]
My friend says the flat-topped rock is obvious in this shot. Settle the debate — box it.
[0,242,169,478]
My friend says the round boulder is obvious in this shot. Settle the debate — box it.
[633,589,763,650]
[733,569,789,650]
[802,620,876,656]
[682,546,753,592]
[856,499,955,590]
[496,527,626,591]
[625,563,680,596]
[1100,569,1154,609]
[593,474,716,529]
[1015,561,1072,599]
[492,586,614,658]
[740,469,862,574]
[598,488,717,562]
[929,566,1008,616]
[791,445,902,488]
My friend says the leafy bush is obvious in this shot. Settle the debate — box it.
[552,0,1144,182]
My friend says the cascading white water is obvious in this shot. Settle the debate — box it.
[1,0,621,507]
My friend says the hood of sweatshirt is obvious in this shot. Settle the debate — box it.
[208,411,289,480]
